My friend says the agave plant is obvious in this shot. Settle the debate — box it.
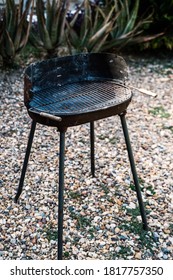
[65,0,116,53]
[102,0,160,51]
[0,0,34,67]
[29,0,70,57]
[137,0,173,50]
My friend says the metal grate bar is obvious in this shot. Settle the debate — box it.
[29,81,131,115]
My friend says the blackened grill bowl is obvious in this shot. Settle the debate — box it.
[24,53,132,130]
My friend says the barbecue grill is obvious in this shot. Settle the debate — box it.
[15,53,148,259]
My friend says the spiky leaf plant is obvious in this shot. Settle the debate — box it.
[0,0,33,67]
[66,0,116,53]
[65,0,158,54]
[29,0,70,57]
[102,0,161,51]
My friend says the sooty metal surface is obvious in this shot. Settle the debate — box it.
[29,81,131,115]
[24,53,132,129]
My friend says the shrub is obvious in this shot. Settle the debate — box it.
[0,0,34,67]
[138,0,173,50]
[66,0,115,53]
[102,0,159,51]
[66,0,155,53]
[29,0,70,57]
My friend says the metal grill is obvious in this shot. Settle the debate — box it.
[15,53,148,260]
[29,80,131,115]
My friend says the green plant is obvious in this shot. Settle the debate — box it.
[112,245,132,259]
[69,210,91,229]
[29,0,70,57]
[169,224,173,234]
[46,229,57,241]
[120,206,155,254]
[129,178,156,196]
[64,251,70,258]
[101,183,109,195]
[66,0,160,54]
[17,42,43,64]
[143,35,173,50]
[69,191,82,200]
[138,0,173,50]
[109,137,116,144]
[66,0,115,53]
[0,0,34,67]
[88,227,95,239]
[98,134,106,140]
[163,125,173,134]
[103,0,160,50]
[149,106,170,118]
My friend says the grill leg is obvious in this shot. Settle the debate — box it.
[14,120,36,203]
[90,121,95,177]
[58,131,65,260]
[120,113,148,230]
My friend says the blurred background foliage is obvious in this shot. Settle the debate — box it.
[138,0,173,50]
[29,0,70,56]
[0,0,172,66]
[0,0,34,66]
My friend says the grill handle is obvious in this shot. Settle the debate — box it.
[40,112,62,122]
[29,109,62,122]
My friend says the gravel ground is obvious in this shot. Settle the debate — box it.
[0,54,173,260]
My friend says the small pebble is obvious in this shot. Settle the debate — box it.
[135,252,142,259]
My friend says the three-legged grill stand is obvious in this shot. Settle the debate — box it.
[15,112,148,260]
